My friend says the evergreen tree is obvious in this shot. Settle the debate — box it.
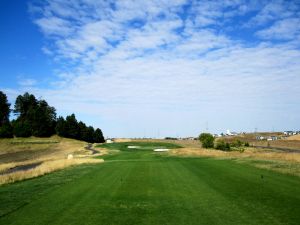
[13,120,32,137]
[94,128,105,143]
[13,93,56,137]
[85,126,95,143]
[14,92,38,120]
[65,114,79,139]
[0,91,11,126]
[0,91,13,138]
[31,100,56,137]
[56,116,67,137]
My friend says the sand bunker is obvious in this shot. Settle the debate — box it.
[127,146,141,149]
[154,149,169,152]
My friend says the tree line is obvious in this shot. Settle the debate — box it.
[0,91,105,143]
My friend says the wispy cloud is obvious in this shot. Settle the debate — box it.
[17,77,37,87]
[11,0,299,137]
[256,18,300,40]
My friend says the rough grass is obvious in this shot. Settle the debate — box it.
[0,142,299,225]
[169,147,300,176]
[0,136,86,164]
[287,134,300,141]
[0,158,104,185]
[0,136,104,185]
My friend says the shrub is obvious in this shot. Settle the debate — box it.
[215,140,231,151]
[244,142,250,147]
[231,139,243,148]
[199,133,215,148]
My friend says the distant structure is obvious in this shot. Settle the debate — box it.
[106,139,114,143]
[226,130,238,136]
[283,131,300,136]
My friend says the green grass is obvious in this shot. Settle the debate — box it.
[99,141,182,151]
[0,142,299,225]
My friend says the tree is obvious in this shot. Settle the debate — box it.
[0,123,13,138]
[56,116,67,136]
[14,92,37,119]
[0,91,10,126]
[13,93,56,137]
[64,114,79,139]
[199,133,214,148]
[94,128,105,143]
[31,100,56,137]
[85,126,95,143]
[13,120,32,137]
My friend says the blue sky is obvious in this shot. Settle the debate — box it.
[1,0,300,138]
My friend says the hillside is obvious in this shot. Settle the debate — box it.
[0,136,103,185]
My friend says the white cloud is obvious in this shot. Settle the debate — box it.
[17,78,37,87]
[20,0,300,137]
[256,18,300,40]
[35,16,74,37]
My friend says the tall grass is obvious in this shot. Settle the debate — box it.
[0,158,103,185]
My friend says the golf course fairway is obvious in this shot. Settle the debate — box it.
[0,142,299,225]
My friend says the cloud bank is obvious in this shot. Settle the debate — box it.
[7,0,300,137]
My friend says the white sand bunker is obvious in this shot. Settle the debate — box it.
[154,149,169,152]
[127,146,141,149]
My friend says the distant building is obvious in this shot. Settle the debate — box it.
[267,136,278,141]
[284,131,296,136]
[226,130,238,136]
[256,136,266,140]
[257,135,279,141]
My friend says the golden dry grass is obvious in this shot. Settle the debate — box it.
[287,134,300,141]
[0,135,87,164]
[114,138,133,142]
[169,147,300,176]
[0,136,106,185]
[169,147,300,162]
[0,158,104,185]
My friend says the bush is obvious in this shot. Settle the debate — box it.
[244,142,250,147]
[215,140,231,151]
[199,133,215,148]
[231,139,243,148]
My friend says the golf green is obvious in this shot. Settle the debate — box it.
[0,142,299,225]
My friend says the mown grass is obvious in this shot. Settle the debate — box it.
[99,141,182,151]
[0,142,299,225]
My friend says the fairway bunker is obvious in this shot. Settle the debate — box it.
[127,146,141,149]
[154,149,169,152]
